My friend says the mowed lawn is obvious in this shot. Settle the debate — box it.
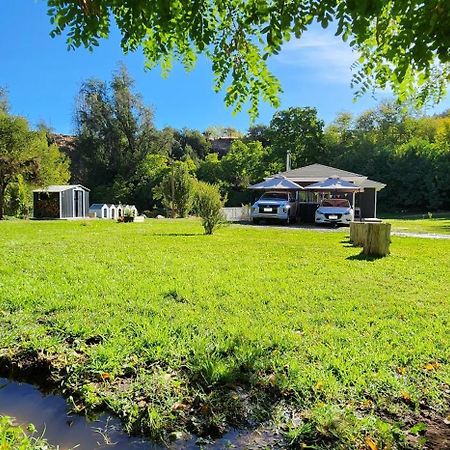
[383,213,450,235]
[0,219,449,447]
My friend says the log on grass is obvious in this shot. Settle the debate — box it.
[350,222,368,246]
[363,223,392,257]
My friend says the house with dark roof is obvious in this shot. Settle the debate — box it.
[257,163,386,219]
[209,136,240,156]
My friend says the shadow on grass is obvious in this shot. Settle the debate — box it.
[149,233,203,237]
[340,238,358,248]
[346,252,385,262]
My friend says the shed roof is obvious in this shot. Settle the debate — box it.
[33,184,90,193]
[89,203,108,209]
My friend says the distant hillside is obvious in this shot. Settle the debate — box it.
[50,134,84,184]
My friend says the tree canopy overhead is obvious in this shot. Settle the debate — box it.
[47,0,449,118]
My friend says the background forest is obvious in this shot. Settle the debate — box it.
[2,67,450,217]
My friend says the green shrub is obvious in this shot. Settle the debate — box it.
[194,181,226,235]
[122,206,135,222]
[5,175,32,218]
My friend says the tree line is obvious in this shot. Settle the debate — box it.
[0,88,70,220]
[1,68,449,220]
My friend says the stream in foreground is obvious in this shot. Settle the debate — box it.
[0,377,157,449]
[0,377,280,449]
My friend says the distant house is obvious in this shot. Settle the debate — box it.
[249,164,386,219]
[89,203,109,219]
[209,136,240,157]
[33,185,90,219]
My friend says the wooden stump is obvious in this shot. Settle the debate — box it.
[363,223,391,257]
[350,222,368,247]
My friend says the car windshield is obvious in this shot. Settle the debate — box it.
[321,199,351,208]
[260,192,289,201]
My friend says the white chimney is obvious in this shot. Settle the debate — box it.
[286,150,291,171]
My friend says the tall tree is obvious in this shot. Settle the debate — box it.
[134,153,170,211]
[0,111,70,219]
[176,128,211,160]
[245,124,270,147]
[75,66,157,201]
[155,161,196,218]
[221,140,273,188]
[0,87,9,114]
[48,0,449,118]
[268,107,326,168]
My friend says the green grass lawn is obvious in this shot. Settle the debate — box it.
[382,212,450,235]
[0,219,449,448]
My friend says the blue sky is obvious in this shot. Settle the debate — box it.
[1,1,449,134]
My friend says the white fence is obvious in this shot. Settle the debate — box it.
[222,206,251,222]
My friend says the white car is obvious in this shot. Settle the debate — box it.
[251,191,297,225]
[315,199,354,225]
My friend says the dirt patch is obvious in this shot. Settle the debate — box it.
[0,349,54,387]
[423,416,450,449]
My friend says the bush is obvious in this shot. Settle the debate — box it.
[194,181,226,235]
[5,175,32,218]
[123,206,135,222]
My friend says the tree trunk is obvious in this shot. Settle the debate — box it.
[363,223,392,257]
[350,222,368,247]
[0,184,6,220]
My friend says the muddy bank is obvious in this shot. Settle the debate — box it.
[1,353,448,449]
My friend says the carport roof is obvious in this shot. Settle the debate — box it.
[249,175,302,190]
[304,176,363,192]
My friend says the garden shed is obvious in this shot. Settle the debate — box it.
[33,185,90,219]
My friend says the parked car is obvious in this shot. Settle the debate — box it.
[251,191,297,225]
[315,198,354,225]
